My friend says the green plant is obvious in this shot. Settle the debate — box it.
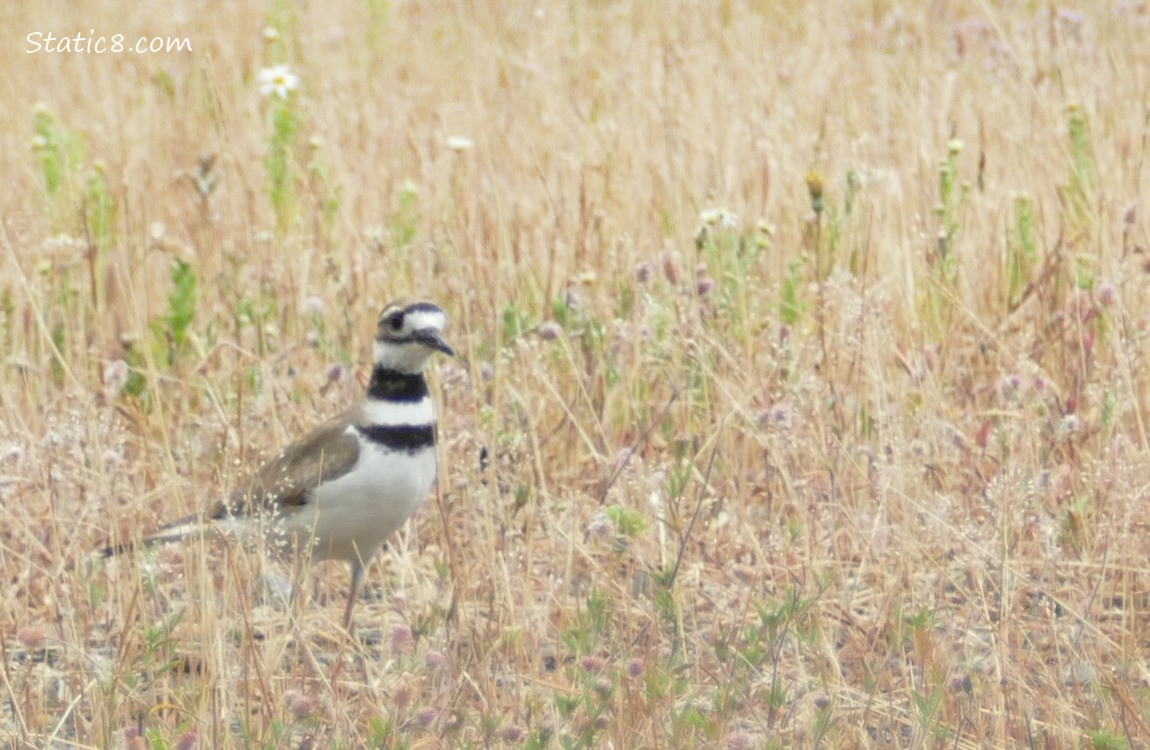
[265,93,300,230]
[1006,193,1036,308]
[32,104,77,199]
[779,253,808,326]
[390,179,420,252]
[159,257,197,364]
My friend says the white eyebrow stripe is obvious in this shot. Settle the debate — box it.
[402,309,447,331]
[360,397,436,426]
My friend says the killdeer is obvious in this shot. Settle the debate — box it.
[104,299,454,631]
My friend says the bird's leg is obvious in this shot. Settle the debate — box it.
[343,561,365,633]
[286,542,309,628]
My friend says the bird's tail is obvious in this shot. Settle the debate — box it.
[99,513,214,558]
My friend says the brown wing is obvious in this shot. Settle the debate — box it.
[211,410,361,519]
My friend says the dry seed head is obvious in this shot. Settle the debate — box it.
[500,725,526,742]
[997,374,1024,402]
[694,223,709,248]
[102,359,130,397]
[950,673,974,696]
[1096,281,1118,307]
[724,732,756,750]
[302,296,325,315]
[806,171,824,214]
[390,624,414,653]
[537,321,563,340]
[806,171,823,198]
[936,228,949,259]
[581,654,606,672]
[659,250,682,284]
[17,625,47,650]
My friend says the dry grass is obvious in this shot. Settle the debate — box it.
[2,1,1150,748]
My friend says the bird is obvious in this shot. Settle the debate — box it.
[103,298,454,631]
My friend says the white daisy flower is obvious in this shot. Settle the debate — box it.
[700,207,739,227]
[258,64,299,99]
[446,135,475,152]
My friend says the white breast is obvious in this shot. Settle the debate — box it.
[275,433,439,565]
[360,397,436,425]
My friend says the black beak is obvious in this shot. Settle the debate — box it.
[418,330,455,357]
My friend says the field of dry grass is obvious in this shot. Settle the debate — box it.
[2,1,1150,747]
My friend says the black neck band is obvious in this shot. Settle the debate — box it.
[356,424,436,451]
[367,368,429,402]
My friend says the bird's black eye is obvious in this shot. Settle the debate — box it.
[388,312,404,331]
